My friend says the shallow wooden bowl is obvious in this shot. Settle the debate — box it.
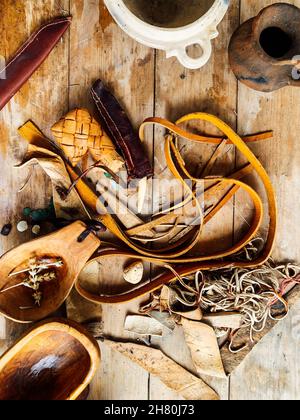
[0,222,100,323]
[0,319,100,400]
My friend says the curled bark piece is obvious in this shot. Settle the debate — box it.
[124,315,164,337]
[203,312,242,330]
[104,340,219,400]
[176,308,203,321]
[160,285,171,311]
[181,319,226,379]
[91,80,153,179]
[17,124,88,221]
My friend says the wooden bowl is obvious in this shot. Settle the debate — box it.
[0,222,100,323]
[0,319,100,400]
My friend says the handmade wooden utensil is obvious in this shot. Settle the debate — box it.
[0,221,100,323]
[0,319,100,400]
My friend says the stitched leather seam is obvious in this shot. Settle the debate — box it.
[91,87,135,171]
[0,18,70,78]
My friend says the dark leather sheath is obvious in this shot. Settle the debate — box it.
[0,16,72,111]
[91,80,153,180]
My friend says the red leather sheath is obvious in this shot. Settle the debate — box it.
[91,80,153,180]
[0,16,72,111]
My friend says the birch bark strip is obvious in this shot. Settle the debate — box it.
[182,319,226,379]
[104,340,219,400]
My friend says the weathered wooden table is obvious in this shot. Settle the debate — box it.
[1,0,300,400]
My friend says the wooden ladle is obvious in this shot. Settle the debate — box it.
[0,221,100,323]
[0,319,100,400]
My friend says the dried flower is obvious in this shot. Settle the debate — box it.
[1,257,64,308]
[9,258,63,278]
[33,291,42,307]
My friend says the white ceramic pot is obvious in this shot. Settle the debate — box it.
[104,0,230,69]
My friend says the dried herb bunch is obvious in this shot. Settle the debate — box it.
[0,257,64,308]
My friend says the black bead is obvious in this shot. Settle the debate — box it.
[1,224,12,236]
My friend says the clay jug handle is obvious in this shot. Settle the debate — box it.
[166,37,213,70]
[289,77,300,87]
[289,60,300,86]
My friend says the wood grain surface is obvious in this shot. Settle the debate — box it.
[230,0,300,400]
[0,0,300,400]
[0,0,70,345]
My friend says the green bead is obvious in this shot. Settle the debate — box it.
[104,172,113,179]
[23,207,32,217]
[30,209,50,223]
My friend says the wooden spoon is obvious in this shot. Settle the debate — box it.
[0,221,100,323]
[0,318,100,400]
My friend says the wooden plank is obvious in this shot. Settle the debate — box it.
[230,299,300,400]
[150,326,229,401]
[89,340,150,401]
[230,0,300,400]
[2,0,300,402]
[69,0,155,400]
[148,0,241,400]
[222,285,300,375]
[0,0,70,347]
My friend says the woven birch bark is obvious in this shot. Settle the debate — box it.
[51,108,124,172]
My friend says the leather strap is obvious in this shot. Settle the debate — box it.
[76,114,277,303]
[19,114,277,304]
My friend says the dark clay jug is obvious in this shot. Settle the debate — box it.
[229,3,300,92]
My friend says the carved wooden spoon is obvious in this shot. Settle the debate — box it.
[0,221,100,323]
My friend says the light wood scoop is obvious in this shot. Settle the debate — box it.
[0,318,100,400]
[0,222,100,323]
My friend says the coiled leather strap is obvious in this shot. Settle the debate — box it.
[77,113,277,303]
[19,114,277,304]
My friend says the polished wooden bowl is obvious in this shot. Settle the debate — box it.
[0,222,100,323]
[0,319,100,400]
